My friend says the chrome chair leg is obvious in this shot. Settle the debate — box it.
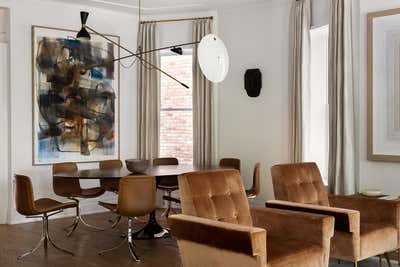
[98,217,140,262]
[109,215,122,229]
[18,214,74,260]
[98,238,127,255]
[384,252,392,267]
[66,198,107,234]
[161,191,172,218]
[128,218,140,262]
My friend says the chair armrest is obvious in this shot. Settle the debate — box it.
[329,194,400,226]
[265,200,359,233]
[251,207,335,248]
[169,214,266,257]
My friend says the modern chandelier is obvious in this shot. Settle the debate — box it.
[75,0,230,87]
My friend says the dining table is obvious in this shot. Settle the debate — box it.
[53,163,228,240]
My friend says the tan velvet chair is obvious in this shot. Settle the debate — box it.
[169,170,335,267]
[98,176,156,262]
[246,162,261,199]
[219,158,241,172]
[269,162,400,267]
[153,157,180,217]
[52,162,105,236]
[14,175,77,260]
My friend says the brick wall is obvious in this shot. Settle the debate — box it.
[159,54,193,164]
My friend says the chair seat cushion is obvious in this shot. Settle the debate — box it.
[267,237,322,267]
[359,222,398,260]
[34,198,77,214]
[79,187,105,198]
[98,201,118,213]
[157,176,179,190]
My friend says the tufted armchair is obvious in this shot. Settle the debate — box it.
[169,169,335,267]
[268,162,400,267]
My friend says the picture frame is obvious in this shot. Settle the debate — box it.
[32,25,121,165]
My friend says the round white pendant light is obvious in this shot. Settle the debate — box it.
[198,34,229,83]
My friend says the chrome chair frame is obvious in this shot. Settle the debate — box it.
[18,210,74,260]
[98,217,140,262]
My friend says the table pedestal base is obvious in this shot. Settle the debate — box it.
[133,211,169,240]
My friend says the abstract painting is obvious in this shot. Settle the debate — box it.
[32,26,120,165]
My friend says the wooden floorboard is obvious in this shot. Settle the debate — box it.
[0,210,181,267]
[0,210,397,267]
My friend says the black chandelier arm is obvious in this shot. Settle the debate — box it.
[85,25,191,88]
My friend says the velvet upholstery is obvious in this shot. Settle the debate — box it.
[271,163,329,206]
[171,170,335,267]
[246,163,261,199]
[270,162,400,262]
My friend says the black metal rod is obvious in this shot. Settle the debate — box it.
[86,25,190,88]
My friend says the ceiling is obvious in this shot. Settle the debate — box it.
[50,0,266,14]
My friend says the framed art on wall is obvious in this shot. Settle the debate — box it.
[368,9,400,162]
[32,25,120,165]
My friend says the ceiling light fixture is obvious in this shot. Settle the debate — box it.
[76,0,229,88]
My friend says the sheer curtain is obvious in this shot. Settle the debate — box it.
[328,0,356,194]
[192,19,213,166]
[137,22,159,160]
[289,0,311,163]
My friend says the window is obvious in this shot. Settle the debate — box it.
[159,50,193,164]
[303,25,329,183]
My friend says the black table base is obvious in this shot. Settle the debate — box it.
[133,211,169,240]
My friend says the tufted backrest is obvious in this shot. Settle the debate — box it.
[271,163,329,206]
[178,170,252,226]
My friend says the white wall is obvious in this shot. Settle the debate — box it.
[0,0,138,224]
[358,0,400,195]
[311,0,330,28]
[217,0,291,202]
[0,7,10,224]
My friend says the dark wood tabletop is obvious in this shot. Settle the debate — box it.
[53,164,228,180]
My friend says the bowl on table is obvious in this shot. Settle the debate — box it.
[360,189,384,197]
[125,159,150,174]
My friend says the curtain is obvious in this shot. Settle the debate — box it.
[328,0,356,195]
[192,19,213,166]
[137,23,159,160]
[289,0,311,163]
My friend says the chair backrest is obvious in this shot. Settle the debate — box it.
[14,175,36,216]
[271,162,329,206]
[178,170,252,226]
[250,163,261,196]
[52,162,81,197]
[153,157,179,166]
[99,160,123,169]
[117,176,156,217]
[219,158,241,172]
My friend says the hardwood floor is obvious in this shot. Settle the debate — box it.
[0,210,181,267]
[0,210,396,267]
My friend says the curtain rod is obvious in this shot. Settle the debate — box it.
[140,16,213,24]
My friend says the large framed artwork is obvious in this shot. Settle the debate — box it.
[368,9,400,162]
[32,26,120,165]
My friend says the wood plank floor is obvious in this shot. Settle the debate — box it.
[0,210,181,267]
[0,210,396,267]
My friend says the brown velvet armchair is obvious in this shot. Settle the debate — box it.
[268,162,400,267]
[169,170,335,267]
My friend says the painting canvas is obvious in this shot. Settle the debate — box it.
[32,26,120,165]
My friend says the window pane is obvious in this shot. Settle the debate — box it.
[160,55,192,110]
[303,25,329,184]
[159,52,193,164]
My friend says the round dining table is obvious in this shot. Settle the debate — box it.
[53,164,227,239]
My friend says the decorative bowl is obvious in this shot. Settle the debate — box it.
[360,189,384,197]
[125,159,150,174]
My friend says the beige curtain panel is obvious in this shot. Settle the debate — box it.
[192,19,213,166]
[289,0,311,163]
[328,0,356,194]
[137,22,159,160]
